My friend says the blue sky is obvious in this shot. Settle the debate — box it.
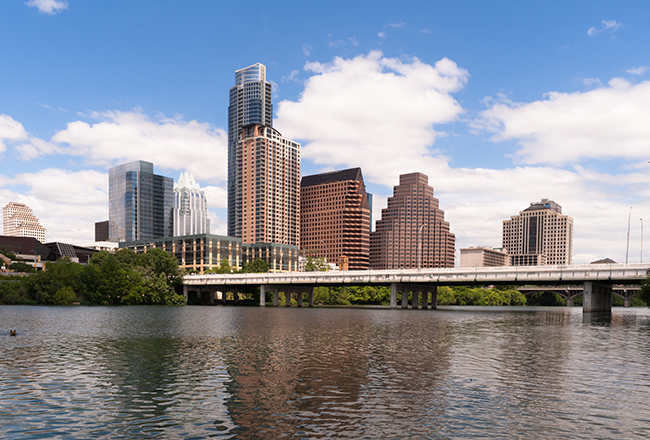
[1,0,649,264]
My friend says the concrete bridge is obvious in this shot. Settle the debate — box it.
[517,285,640,307]
[183,263,650,313]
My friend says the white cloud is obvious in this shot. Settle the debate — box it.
[420,29,431,34]
[0,115,29,153]
[282,69,300,82]
[388,20,406,29]
[475,78,650,165]
[581,77,602,87]
[202,185,227,209]
[25,0,68,15]
[302,44,311,56]
[378,31,387,38]
[328,37,359,48]
[276,51,469,186]
[587,19,623,36]
[51,110,228,183]
[627,66,648,75]
[0,168,108,244]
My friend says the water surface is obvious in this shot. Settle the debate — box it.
[1,305,650,438]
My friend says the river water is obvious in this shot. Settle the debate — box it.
[1,305,650,439]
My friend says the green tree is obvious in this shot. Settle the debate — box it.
[241,258,269,273]
[8,262,35,273]
[305,257,328,271]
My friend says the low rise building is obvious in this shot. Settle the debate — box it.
[460,247,510,267]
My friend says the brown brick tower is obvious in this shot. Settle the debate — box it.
[370,172,455,269]
[300,168,370,270]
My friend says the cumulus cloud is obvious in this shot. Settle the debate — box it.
[581,77,602,87]
[282,69,300,82]
[26,0,68,15]
[0,168,108,244]
[627,66,648,75]
[276,51,469,186]
[388,20,406,29]
[475,78,650,165]
[302,44,311,56]
[587,19,623,36]
[0,114,57,159]
[51,110,228,183]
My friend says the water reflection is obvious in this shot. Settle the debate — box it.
[1,306,650,439]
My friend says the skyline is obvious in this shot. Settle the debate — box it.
[1,1,649,264]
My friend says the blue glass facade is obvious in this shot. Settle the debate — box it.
[109,160,173,242]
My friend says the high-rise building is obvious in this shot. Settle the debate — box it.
[301,168,370,271]
[2,202,46,242]
[460,247,510,267]
[109,160,173,242]
[227,63,273,237]
[502,198,573,266]
[235,124,300,246]
[370,172,455,269]
[95,220,109,242]
[173,172,210,237]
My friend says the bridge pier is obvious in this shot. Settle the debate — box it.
[390,283,437,309]
[183,285,188,302]
[583,281,612,313]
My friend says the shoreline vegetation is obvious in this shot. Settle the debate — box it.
[1,248,648,307]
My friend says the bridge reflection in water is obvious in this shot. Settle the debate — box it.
[184,263,650,314]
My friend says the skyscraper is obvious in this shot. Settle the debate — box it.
[301,168,370,270]
[236,124,300,246]
[109,160,173,242]
[227,63,273,237]
[502,198,574,266]
[370,172,455,269]
[173,171,210,237]
[2,202,47,242]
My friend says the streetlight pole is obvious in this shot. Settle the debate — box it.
[641,218,644,263]
[418,223,427,271]
[626,207,633,264]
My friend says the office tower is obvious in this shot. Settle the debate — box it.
[109,160,173,242]
[2,202,47,242]
[502,198,574,266]
[301,168,370,271]
[370,172,455,269]
[227,63,273,237]
[95,220,109,242]
[173,172,210,237]
[235,124,300,246]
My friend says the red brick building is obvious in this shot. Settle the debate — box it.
[300,168,370,270]
[370,172,455,269]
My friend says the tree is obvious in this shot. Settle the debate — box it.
[305,256,328,272]
[639,271,650,305]
[241,259,269,273]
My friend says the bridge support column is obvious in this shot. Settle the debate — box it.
[583,281,612,313]
[411,288,419,309]
[308,287,314,307]
[183,285,188,302]
[273,289,279,307]
[422,289,428,310]
[285,289,291,307]
[401,284,408,309]
[297,290,303,307]
[390,283,398,308]
[431,285,437,310]
[566,296,574,307]
[210,289,215,305]
[260,285,268,306]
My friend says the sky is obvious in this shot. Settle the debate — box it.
[1,0,649,265]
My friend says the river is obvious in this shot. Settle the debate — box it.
[1,305,650,439]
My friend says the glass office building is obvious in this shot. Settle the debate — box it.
[109,160,173,242]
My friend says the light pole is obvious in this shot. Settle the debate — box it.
[320,240,328,271]
[641,218,644,263]
[418,224,427,271]
[626,207,633,264]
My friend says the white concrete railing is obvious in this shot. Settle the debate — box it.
[184,263,650,286]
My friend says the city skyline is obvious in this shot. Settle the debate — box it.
[1,1,649,264]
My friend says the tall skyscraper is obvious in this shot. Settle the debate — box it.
[109,160,173,242]
[173,172,210,237]
[236,124,300,246]
[301,168,370,270]
[2,202,46,242]
[502,198,574,266]
[227,63,273,237]
[370,172,455,269]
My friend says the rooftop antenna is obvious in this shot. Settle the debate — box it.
[626,207,633,264]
